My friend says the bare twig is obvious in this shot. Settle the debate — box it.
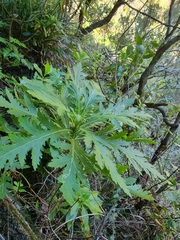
[118,0,148,41]
[96,67,115,104]
[166,0,176,38]
[148,166,180,194]
[125,2,179,29]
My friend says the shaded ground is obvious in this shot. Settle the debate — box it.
[0,202,30,240]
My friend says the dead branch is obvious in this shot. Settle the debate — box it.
[3,195,38,240]
[150,112,180,164]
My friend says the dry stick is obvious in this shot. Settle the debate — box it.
[155,168,180,195]
[150,112,180,165]
[15,170,48,206]
[3,195,38,240]
[148,166,180,192]
[94,204,118,239]
[166,0,176,38]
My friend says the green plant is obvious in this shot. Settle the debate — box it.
[0,21,30,64]
[0,1,74,66]
[0,20,33,91]
[0,61,163,232]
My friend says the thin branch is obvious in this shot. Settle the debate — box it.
[150,111,180,165]
[78,0,93,29]
[79,0,125,35]
[145,103,174,127]
[166,13,180,38]
[96,67,115,104]
[148,165,180,194]
[166,0,176,38]
[69,2,82,21]
[137,34,180,97]
[135,110,180,199]
[125,2,178,29]
[136,166,180,210]
[118,0,148,41]
[145,102,168,107]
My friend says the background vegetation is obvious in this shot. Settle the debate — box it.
[0,0,180,239]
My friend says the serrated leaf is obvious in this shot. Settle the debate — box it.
[59,163,81,205]
[69,62,87,85]
[49,141,88,204]
[31,143,44,169]
[119,146,163,179]
[83,81,104,110]
[0,89,37,117]
[23,94,37,116]
[128,185,154,201]
[0,60,162,209]
[0,37,7,44]
[0,116,16,134]
[0,126,69,170]
[18,117,42,135]
[125,129,156,144]
[83,131,131,196]
[9,36,26,48]
[66,202,79,225]
[0,172,13,199]
[22,79,67,116]
[80,188,102,213]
